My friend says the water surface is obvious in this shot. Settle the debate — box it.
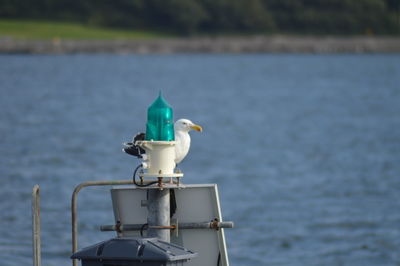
[0,54,399,266]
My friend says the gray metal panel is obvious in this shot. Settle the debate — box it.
[110,184,229,266]
[111,188,147,237]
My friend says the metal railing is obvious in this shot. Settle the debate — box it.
[71,180,134,266]
[35,180,233,266]
[32,185,41,266]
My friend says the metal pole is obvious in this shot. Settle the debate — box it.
[71,180,134,266]
[32,185,41,266]
[147,188,170,242]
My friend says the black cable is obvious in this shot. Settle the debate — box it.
[132,164,158,187]
[217,252,221,266]
[132,164,141,184]
[140,223,148,237]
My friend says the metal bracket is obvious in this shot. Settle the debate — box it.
[141,200,148,207]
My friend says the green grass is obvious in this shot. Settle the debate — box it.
[0,19,170,40]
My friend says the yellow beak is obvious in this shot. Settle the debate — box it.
[191,124,203,132]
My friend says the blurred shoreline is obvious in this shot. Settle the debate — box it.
[1,36,400,54]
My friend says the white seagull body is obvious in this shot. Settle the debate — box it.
[174,119,202,164]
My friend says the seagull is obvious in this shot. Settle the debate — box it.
[123,119,202,164]
[174,119,202,164]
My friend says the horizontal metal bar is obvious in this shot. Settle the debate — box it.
[100,221,234,232]
[180,221,234,229]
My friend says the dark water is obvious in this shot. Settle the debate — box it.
[0,54,399,266]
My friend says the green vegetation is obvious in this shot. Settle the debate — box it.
[0,19,168,40]
[0,0,399,37]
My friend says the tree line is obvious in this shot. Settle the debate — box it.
[0,0,399,35]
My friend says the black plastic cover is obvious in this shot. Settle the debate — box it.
[71,237,197,262]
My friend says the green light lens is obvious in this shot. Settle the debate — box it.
[145,93,174,141]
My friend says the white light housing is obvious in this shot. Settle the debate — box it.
[135,140,183,178]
